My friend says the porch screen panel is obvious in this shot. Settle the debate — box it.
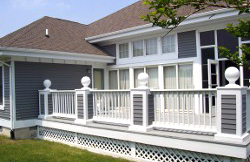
[119,69,129,89]
[147,67,158,88]
[134,68,144,88]
[178,65,193,89]
[109,71,118,89]
[164,66,177,89]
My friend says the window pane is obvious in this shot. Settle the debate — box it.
[109,71,118,89]
[119,43,129,58]
[133,40,143,57]
[94,69,104,90]
[134,68,144,88]
[162,35,175,53]
[119,69,129,89]
[200,31,215,46]
[147,67,158,88]
[146,38,157,55]
[178,65,193,89]
[0,67,2,105]
[164,66,176,89]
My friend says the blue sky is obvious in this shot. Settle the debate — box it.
[0,0,138,38]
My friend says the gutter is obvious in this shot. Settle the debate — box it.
[0,47,115,63]
[85,8,236,43]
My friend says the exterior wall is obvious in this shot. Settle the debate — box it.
[178,30,197,58]
[0,65,10,120]
[15,61,92,120]
[99,44,116,57]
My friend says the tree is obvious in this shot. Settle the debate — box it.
[141,0,250,67]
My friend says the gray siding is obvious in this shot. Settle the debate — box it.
[133,94,143,126]
[242,95,246,134]
[88,94,93,119]
[178,30,197,58]
[15,61,91,120]
[0,65,10,120]
[40,95,44,115]
[77,94,84,119]
[100,44,116,57]
[221,95,236,134]
[48,94,53,115]
[148,94,154,125]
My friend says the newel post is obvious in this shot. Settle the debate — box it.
[129,73,154,132]
[75,76,93,124]
[38,79,52,119]
[215,67,249,142]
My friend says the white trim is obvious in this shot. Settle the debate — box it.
[0,47,115,63]
[86,9,240,43]
[0,118,11,128]
[11,61,16,125]
[14,119,37,129]
[36,119,249,159]
[0,65,5,110]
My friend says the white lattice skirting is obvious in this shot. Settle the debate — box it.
[37,126,247,162]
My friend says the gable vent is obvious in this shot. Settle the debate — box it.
[45,29,49,38]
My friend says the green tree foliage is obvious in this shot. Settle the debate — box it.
[141,0,250,67]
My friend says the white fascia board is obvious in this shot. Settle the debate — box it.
[0,47,115,63]
[86,8,239,43]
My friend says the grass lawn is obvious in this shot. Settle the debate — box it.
[0,136,129,162]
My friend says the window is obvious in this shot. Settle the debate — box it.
[109,71,118,89]
[162,35,175,53]
[133,40,144,57]
[0,66,4,107]
[146,38,158,55]
[146,67,158,88]
[178,64,193,89]
[164,66,177,89]
[134,68,144,88]
[119,69,129,89]
[119,43,129,58]
[93,69,104,90]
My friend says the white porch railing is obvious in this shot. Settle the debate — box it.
[91,90,131,124]
[51,90,76,118]
[151,89,217,132]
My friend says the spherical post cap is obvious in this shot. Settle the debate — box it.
[81,76,91,89]
[138,72,149,88]
[225,67,240,88]
[43,79,51,90]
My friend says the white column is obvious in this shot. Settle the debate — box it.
[75,76,93,125]
[129,73,153,132]
[215,67,249,142]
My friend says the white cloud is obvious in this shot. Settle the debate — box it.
[11,0,48,9]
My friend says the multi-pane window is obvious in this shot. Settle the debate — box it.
[119,43,129,58]
[164,66,177,89]
[133,40,144,57]
[119,69,129,89]
[162,35,175,53]
[146,38,158,55]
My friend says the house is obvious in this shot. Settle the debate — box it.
[0,1,250,161]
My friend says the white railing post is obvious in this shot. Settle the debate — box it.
[129,73,154,132]
[38,79,52,119]
[75,76,93,124]
[215,67,249,142]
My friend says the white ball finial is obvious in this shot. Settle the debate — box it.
[225,67,240,88]
[43,79,51,90]
[138,72,149,88]
[81,76,91,89]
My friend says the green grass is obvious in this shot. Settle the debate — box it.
[0,136,130,162]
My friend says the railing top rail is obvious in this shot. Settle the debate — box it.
[91,90,130,92]
[150,89,217,92]
[38,90,76,93]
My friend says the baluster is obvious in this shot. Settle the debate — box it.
[203,92,206,128]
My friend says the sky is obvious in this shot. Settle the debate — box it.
[0,0,138,38]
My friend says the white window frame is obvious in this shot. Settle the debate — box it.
[0,65,5,110]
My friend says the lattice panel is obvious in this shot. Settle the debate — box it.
[77,134,131,156]
[135,143,226,162]
[38,127,76,144]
